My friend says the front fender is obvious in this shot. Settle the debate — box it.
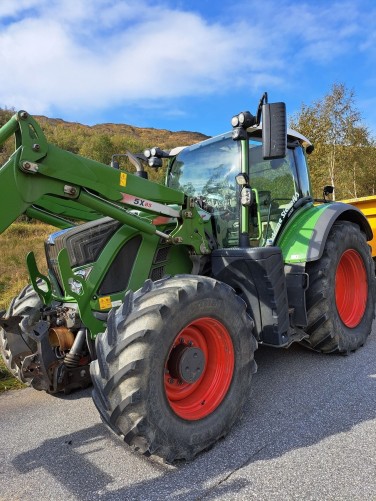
[276,202,372,264]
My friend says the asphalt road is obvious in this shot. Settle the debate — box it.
[1,325,376,501]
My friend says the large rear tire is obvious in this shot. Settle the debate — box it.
[91,275,256,462]
[0,284,41,383]
[304,221,375,354]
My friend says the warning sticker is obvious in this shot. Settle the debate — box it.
[99,296,112,310]
[120,172,127,187]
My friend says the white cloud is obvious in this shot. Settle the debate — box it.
[0,0,374,118]
[0,1,277,114]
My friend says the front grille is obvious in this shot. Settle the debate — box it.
[45,217,121,290]
[150,266,165,281]
[154,246,170,264]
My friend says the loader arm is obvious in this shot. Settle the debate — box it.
[26,197,103,229]
[0,111,211,253]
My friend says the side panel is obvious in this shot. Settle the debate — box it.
[83,227,192,312]
[277,202,372,264]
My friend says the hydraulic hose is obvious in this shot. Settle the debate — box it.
[64,328,86,368]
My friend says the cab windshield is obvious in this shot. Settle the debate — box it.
[168,133,241,246]
[168,133,301,246]
[168,133,240,204]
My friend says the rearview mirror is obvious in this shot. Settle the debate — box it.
[262,102,287,160]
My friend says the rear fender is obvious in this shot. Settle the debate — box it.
[277,202,372,329]
[277,202,372,264]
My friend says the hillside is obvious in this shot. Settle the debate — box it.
[35,115,209,148]
[0,108,209,183]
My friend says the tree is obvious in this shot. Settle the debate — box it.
[290,83,376,200]
[79,134,114,165]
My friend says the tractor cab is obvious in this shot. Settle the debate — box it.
[167,127,313,248]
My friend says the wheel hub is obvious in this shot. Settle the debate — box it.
[168,344,205,383]
[335,249,367,328]
[165,317,235,420]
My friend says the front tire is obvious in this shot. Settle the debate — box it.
[91,275,257,462]
[304,221,375,354]
[0,284,41,383]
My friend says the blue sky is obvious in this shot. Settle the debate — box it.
[1,0,376,137]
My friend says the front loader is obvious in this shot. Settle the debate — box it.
[0,96,374,462]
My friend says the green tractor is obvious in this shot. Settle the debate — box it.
[0,95,374,462]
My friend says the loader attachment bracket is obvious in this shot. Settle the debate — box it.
[26,252,52,304]
[169,199,212,254]
[57,248,105,337]
[16,110,49,164]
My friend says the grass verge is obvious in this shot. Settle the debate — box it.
[0,358,26,392]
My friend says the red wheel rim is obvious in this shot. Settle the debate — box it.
[335,249,368,328]
[164,317,234,420]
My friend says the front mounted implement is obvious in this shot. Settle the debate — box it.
[0,110,214,394]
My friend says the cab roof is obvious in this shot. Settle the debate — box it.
[169,126,311,157]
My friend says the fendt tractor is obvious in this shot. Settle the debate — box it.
[0,95,374,462]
